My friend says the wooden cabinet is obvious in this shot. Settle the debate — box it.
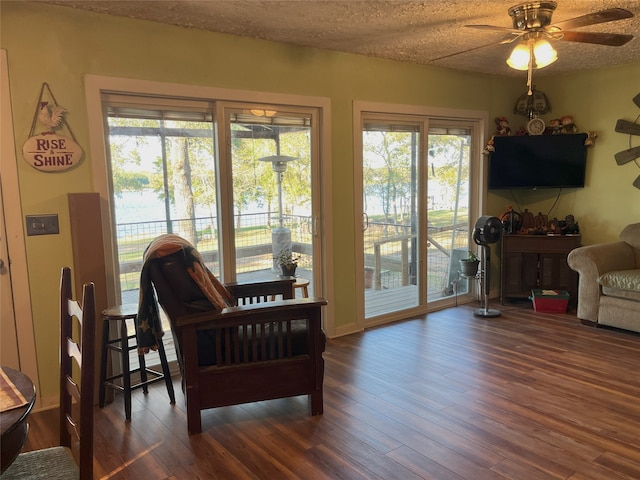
[500,235,581,307]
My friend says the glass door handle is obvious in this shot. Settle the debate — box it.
[362,212,369,231]
[310,216,319,237]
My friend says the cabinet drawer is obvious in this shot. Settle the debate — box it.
[503,235,580,253]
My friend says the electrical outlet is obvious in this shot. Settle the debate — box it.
[26,214,60,236]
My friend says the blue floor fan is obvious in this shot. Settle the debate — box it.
[472,215,503,318]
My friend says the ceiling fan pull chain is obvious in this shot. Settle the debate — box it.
[527,44,534,95]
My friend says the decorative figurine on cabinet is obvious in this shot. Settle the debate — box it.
[560,115,578,134]
[482,136,495,155]
[520,208,535,232]
[495,116,511,136]
[534,212,548,233]
[546,118,562,134]
[563,214,580,234]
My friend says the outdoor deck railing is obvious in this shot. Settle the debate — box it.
[116,213,469,295]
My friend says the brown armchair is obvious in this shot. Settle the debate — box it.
[147,249,326,434]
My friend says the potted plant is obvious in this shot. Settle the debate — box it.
[459,250,480,277]
[277,248,299,277]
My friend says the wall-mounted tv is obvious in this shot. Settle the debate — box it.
[488,133,588,189]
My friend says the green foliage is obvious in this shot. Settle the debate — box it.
[429,134,470,205]
[463,250,479,262]
[107,114,313,240]
[277,248,299,267]
[363,131,413,224]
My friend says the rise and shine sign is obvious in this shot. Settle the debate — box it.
[23,134,83,172]
[22,101,83,172]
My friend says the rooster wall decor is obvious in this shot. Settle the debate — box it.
[37,101,67,134]
[22,84,83,172]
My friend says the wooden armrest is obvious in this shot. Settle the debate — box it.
[176,297,327,329]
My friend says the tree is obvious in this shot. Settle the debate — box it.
[171,137,196,243]
[108,118,155,197]
[363,131,413,235]
[428,134,470,207]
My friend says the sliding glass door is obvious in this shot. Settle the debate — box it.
[226,108,315,285]
[102,95,322,364]
[362,121,421,317]
[359,112,478,323]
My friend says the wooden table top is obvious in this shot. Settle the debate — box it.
[1,366,36,473]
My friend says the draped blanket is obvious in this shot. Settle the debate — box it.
[137,234,235,353]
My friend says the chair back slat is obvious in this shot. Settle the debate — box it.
[66,338,82,367]
[65,374,81,403]
[64,411,80,442]
[59,267,95,480]
[67,299,83,322]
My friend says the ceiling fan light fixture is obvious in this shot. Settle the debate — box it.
[507,38,557,71]
[506,43,531,70]
[532,38,557,68]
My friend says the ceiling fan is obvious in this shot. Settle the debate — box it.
[467,2,634,49]
[441,2,635,92]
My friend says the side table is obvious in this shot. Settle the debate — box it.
[270,277,310,301]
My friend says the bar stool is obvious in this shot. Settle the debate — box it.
[99,304,175,421]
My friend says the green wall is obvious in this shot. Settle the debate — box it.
[2,2,638,403]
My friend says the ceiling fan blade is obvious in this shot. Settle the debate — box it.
[465,25,523,35]
[634,174,640,190]
[552,8,633,30]
[634,93,640,109]
[615,146,640,165]
[429,39,511,63]
[559,31,634,47]
[616,119,640,136]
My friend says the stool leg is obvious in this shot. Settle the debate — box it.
[138,351,149,394]
[120,320,132,421]
[130,316,149,393]
[157,338,176,404]
[99,318,109,408]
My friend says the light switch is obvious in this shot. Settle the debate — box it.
[26,214,60,236]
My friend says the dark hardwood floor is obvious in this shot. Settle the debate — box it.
[24,303,640,479]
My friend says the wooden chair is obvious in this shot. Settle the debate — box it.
[2,267,95,479]
[148,251,327,434]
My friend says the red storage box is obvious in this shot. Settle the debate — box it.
[530,289,570,313]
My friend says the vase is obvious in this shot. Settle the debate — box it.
[281,265,297,277]
[459,259,479,277]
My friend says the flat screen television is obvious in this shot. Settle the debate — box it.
[488,133,588,189]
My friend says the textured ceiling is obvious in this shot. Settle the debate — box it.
[36,0,640,77]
